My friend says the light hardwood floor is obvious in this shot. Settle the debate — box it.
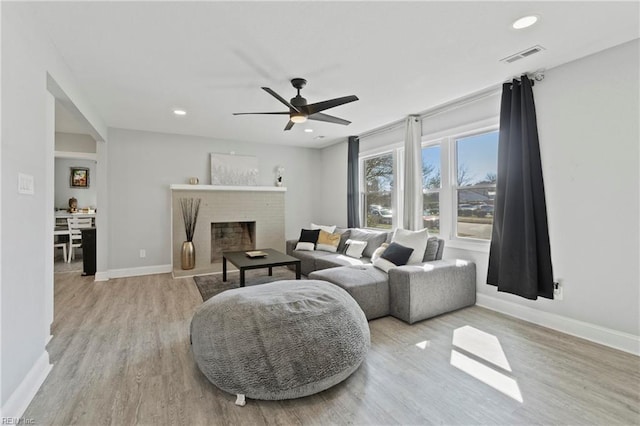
[24,271,639,425]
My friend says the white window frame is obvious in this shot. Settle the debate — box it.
[422,118,498,252]
[359,145,402,230]
[420,140,444,236]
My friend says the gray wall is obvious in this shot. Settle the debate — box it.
[317,40,640,338]
[54,158,97,210]
[106,128,321,270]
[1,3,107,412]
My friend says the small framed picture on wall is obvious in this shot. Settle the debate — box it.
[70,167,90,188]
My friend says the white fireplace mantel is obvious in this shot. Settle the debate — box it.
[170,184,286,278]
[171,184,286,192]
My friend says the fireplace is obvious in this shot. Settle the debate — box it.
[211,221,256,262]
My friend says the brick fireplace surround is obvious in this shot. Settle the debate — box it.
[171,185,286,277]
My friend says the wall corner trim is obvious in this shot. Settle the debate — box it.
[476,293,640,356]
[1,352,52,419]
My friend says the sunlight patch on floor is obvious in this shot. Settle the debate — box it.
[451,326,523,403]
[453,325,511,371]
[415,340,430,349]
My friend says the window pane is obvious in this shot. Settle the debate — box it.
[457,189,495,240]
[422,145,441,189]
[456,131,498,187]
[364,153,394,229]
[423,192,440,234]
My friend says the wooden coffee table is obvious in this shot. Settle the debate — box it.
[222,248,301,287]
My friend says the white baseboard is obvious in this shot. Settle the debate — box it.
[1,351,52,419]
[100,264,173,280]
[476,293,640,356]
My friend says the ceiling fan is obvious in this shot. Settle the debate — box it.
[233,78,359,131]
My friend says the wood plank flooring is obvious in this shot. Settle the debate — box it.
[24,270,640,425]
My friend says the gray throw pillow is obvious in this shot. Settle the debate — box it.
[348,229,389,258]
[423,236,440,262]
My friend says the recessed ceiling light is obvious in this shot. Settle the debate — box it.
[512,15,538,30]
[173,109,187,116]
[304,128,314,133]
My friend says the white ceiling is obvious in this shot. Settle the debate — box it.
[30,1,639,148]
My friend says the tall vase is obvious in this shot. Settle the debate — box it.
[181,241,195,270]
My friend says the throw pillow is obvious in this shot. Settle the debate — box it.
[373,257,397,273]
[380,242,414,266]
[371,243,389,262]
[344,239,367,259]
[295,242,315,251]
[349,229,390,258]
[310,223,337,234]
[423,236,441,262]
[316,230,341,252]
[337,229,351,253]
[299,229,321,246]
[392,228,429,265]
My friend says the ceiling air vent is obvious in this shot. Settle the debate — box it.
[500,45,545,64]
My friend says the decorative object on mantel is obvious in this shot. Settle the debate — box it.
[189,177,199,185]
[68,197,78,213]
[180,198,201,270]
[210,153,258,186]
[275,166,284,187]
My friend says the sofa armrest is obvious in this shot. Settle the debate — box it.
[387,259,476,324]
[286,239,299,256]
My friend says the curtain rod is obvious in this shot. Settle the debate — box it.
[359,69,546,141]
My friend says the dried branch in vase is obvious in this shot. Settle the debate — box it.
[180,198,201,242]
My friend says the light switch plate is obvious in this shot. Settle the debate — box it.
[18,173,35,195]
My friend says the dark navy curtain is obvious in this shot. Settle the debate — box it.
[487,76,554,300]
[347,136,360,228]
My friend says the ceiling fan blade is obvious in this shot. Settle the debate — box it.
[284,120,295,131]
[308,112,351,126]
[305,95,359,115]
[262,87,300,113]
[233,112,289,115]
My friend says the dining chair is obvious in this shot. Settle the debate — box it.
[67,217,93,263]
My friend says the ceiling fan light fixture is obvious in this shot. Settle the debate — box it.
[290,114,307,123]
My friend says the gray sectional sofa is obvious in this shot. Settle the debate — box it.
[286,227,476,324]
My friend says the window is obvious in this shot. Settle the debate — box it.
[363,152,394,229]
[455,131,498,240]
[422,144,441,234]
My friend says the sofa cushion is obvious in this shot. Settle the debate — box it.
[292,249,334,276]
[315,254,372,271]
[391,228,429,265]
[334,228,352,253]
[422,237,442,262]
[349,229,390,258]
[381,242,414,266]
[309,265,390,320]
[316,230,341,252]
[344,239,367,258]
[295,242,315,251]
[299,229,321,246]
[310,223,336,234]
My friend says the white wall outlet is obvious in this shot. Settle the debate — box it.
[553,281,563,301]
[139,249,146,258]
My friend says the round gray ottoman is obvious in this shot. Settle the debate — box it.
[190,279,370,404]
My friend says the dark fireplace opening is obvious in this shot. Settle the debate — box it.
[211,221,256,262]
